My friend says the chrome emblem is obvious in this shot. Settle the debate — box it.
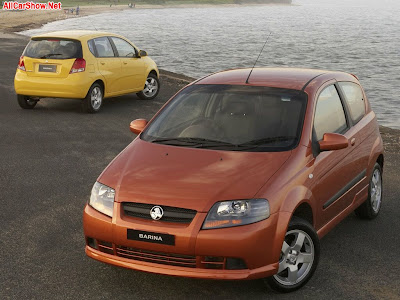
[150,206,164,220]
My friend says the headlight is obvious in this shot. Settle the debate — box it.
[202,199,270,229]
[89,182,115,217]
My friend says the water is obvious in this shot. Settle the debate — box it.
[22,0,400,128]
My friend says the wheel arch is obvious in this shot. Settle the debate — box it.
[279,185,316,228]
[271,186,316,262]
[149,69,159,78]
[377,153,384,170]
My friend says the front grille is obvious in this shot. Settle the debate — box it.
[122,202,197,224]
[116,246,197,268]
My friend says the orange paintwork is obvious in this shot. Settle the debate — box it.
[319,133,349,151]
[83,68,384,280]
[129,119,148,135]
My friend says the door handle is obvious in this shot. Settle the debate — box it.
[350,138,356,146]
[100,62,105,65]
[123,62,128,65]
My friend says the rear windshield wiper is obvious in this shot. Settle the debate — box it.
[39,53,63,59]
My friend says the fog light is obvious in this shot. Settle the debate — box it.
[87,237,98,250]
[226,258,247,270]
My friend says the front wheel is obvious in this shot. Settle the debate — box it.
[82,83,103,113]
[17,95,37,109]
[137,73,160,100]
[355,163,383,219]
[264,217,320,293]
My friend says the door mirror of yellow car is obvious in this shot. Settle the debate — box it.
[130,119,148,135]
[138,50,147,57]
[318,133,349,152]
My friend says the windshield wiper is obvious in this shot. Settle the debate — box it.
[238,136,297,146]
[148,137,235,147]
[39,53,63,59]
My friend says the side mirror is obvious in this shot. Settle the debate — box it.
[130,119,148,135]
[138,50,147,57]
[318,133,349,151]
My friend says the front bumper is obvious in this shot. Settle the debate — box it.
[83,203,285,280]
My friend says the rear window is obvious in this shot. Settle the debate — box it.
[23,38,83,59]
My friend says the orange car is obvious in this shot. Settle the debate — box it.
[83,68,384,292]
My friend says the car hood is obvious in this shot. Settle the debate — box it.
[98,139,291,212]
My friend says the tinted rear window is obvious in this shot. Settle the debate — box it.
[23,38,83,59]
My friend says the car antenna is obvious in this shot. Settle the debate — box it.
[246,32,272,84]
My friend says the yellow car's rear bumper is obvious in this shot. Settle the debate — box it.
[14,70,95,99]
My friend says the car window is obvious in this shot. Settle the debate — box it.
[338,82,365,124]
[87,39,96,57]
[110,37,137,58]
[23,38,82,59]
[314,85,347,141]
[93,37,115,57]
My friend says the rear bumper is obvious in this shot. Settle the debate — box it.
[83,203,285,280]
[14,69,94,99]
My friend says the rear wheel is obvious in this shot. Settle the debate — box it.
[137,73,160,100]
[17,95,37,109]
[355,163,383,219]
[264,217,320,293]
[82,83,103,113]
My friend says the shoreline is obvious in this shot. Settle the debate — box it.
[0,2,293,34]
[0,8,398,134]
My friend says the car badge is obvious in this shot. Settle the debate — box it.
[150,206,164,220]
[45,60,48,63]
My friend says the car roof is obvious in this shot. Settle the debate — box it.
[31,30,123,40]
[195,68,354,90]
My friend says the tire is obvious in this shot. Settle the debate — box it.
[264,217,320,293]
[136,73,160,100]
[355,163,383,219]
[17,95,37,109]
[82,83,103,113]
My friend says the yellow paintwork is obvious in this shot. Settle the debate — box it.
[14,30,159,99]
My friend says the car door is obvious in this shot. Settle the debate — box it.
[311,83,366,229]
[337,81,370,168]
[110,36,145,92]
[92,37,122,94]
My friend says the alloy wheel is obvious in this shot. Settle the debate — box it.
[90,87,102,110]
[273,229,315,286]
[370,168,382,213]
[143,77,159,98]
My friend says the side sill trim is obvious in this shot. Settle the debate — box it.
[323,169,367,209]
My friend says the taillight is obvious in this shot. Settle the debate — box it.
[18,56,25,71]
[70,58,86,74]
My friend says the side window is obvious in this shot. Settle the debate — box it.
[314,85,347,141]
[110,37,137,58]
[87,39,96,57]
[338,82,365,124]
[93,37,115,57]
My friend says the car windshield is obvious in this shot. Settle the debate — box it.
[141,84,307,152]
[23,38,83,59]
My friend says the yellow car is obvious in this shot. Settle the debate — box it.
[14,30,160,113]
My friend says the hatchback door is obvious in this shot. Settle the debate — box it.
[22,38,82,78]
[110,36,145,91]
